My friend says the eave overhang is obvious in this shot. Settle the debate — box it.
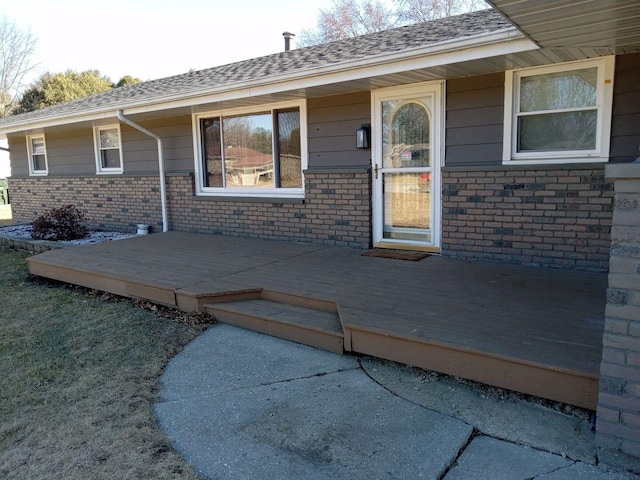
[487,0,640,53]
[0,28,535,136]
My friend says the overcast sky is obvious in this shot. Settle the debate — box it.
[3,0,353,83]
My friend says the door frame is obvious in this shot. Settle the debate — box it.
[371,81,444,251]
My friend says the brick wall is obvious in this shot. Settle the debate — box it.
[442,165,614,271]
[8,170,372,248]
[9,166,614,269]
[597,163,640,471]
[9,175,163,232]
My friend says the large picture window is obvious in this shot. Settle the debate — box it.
[503,57,614,164]
[195,102,305,197]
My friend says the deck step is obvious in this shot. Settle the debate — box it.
[204,298,344,354]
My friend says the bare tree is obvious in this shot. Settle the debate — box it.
[298,0,396,47]
[298,0,487,47]
[394,0,487,22]
[0,17,38,117]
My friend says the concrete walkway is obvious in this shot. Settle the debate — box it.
[155,325,636,479]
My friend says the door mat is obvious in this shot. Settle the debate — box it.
[361,249,431,261]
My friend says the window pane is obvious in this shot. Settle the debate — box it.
[201,117,223,187]
[518,110,597,152]
[382,100,431,168]
[101,149,121,169]
[223,113,273,188]
[31,138,45,155]
[32,154,46,171]
[520,67,597,112]
[383,172,431,243]
[277,109,301,188]
[99,128,120,149]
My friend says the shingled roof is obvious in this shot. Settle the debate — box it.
[0,9,514,130]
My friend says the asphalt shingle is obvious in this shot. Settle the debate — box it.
[0,9,513,128]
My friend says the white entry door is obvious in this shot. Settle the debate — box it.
[372,82,443,250]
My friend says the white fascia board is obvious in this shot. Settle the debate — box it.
[0,110,121,136]
[125,30,535,115]
[251,36,536,98]
[0,29,535,133]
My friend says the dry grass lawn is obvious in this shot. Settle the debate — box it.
[0,247,207,479]
[0,204,12,226]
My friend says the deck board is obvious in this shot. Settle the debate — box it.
[25,232,607,407]
[214,300,343,334]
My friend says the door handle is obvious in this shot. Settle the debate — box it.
[374,164,379,180]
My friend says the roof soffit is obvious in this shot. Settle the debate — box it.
[487,0,640,53]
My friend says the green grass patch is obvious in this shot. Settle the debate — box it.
[0,248,206,479]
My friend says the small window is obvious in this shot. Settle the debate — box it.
[26,135,48,175]
[195,101,306,197]
[94,125,123,173]
[503,57,614,164]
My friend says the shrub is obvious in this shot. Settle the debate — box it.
[31,205,89,241]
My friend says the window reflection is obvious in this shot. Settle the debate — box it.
[382,101,431,168]
[200,108,302,190]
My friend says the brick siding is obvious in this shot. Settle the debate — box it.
[8,170,372,249]
[442,166,614,272]
[9,176,163,233]
[597,164,640,468]
[8,166,614,271]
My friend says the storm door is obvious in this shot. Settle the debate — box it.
[372,83,442,250]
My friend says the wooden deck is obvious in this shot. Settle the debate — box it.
[26,232,607,409]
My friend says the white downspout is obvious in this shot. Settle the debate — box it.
[116,110,168,232]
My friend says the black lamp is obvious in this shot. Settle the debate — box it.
[356,124,370,149]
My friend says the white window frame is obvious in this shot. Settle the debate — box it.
[26,134,48,176]
[502,56,614,165]
[192,99,307,198]
[93,124,123,174]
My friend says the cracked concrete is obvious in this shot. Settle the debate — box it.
[360,356,596,463]
[444,435,573,479]
[155,324,637,479]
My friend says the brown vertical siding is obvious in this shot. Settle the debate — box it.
[120,115,194,173]
[7,134,28,176]
[445,73,504,167]
[610,53,640,163]
[8,115,195,178]
[46,129,96,175]
[307,92,371,168]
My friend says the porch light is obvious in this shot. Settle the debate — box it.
[356,124,370,149]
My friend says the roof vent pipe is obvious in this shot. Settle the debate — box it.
[116,110,169,233]
[283,32,295,51]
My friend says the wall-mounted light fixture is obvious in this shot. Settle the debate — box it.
[356,124,370,149]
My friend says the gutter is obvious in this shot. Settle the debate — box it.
[484,1,543,48]
[116,110,168,233]
[0,29,533,134]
